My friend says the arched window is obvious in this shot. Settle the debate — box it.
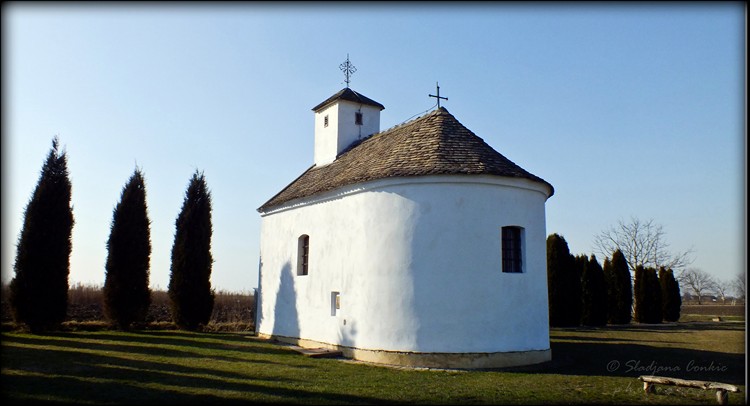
[297,235,309,276]
[502,226,523,273]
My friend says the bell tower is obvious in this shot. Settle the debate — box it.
[311,56,384,166]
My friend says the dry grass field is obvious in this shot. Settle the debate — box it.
[680,304,745,319]
[1,283,255,331]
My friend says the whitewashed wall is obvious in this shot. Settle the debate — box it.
[257,175,551,354]
[313,100,381,166]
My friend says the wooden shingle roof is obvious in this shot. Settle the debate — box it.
[258,107,553,212]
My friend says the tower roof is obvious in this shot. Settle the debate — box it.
[312,87,385,112]
[259,107,553,212]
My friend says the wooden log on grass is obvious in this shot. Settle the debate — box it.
[638,375,740,405]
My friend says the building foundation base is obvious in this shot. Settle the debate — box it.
[257,333,551,369]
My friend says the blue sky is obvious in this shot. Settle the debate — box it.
[2,3,745,293]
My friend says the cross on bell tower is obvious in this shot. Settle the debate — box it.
[339,54,357,88]
[429,82,448,108]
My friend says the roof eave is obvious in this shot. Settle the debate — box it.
[311,88,385,112]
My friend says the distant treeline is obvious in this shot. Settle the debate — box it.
[547,233,681,327]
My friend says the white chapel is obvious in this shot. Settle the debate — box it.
[256,79,555,369]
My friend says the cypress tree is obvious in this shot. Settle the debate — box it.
[9,137,74,332]
[635,266,662,323]
[633,266,645,322]
[103,169,152,329]
[169,170,214,330]
[547,234,565,326]
[581,255,608,326]
[570,253,583,326]
[659,267,681,322]
[607,250,632,324]
[647,267,663,323]
[571,254,587,325]
[573,254,588,279]
[547,234,580,327]
[603,257,616,323]
[577,255,591,324]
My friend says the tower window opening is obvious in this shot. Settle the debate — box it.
[355,112,363,125]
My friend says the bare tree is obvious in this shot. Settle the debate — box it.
[594,217,694,273]
[733,272,746,300]
[677,268,716,305]
[714,279,731,304]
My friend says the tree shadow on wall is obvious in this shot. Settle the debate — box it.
[271,262,300,340]
[338,318,358,349]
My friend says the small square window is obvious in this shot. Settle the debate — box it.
[355,112,363,125]
[331,292,340,316]
[324,115,329,127]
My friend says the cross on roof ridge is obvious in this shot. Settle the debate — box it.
[429,82,448,108]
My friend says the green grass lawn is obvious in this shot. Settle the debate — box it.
[1,322,746,405]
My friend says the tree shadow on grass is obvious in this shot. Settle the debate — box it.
[1,344,291,382]
[62,329,275,346]
[551,335,666,344]
[1,373,394,405]
[1,332,314,377]
[581,321,745,332]
[9,330,295,359]
[501,340,745,386]
[1,343,393,405]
